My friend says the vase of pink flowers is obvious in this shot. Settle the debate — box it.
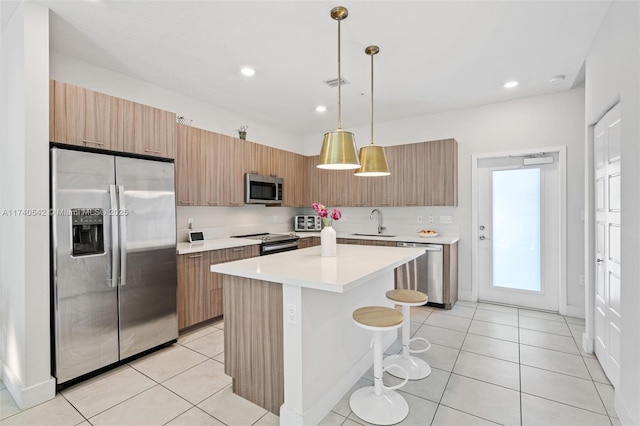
[312,202,342,257]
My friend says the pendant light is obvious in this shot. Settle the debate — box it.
[318,6,360,170]
[354,45,390,176]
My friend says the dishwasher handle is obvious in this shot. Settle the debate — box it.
[396,241,442,251]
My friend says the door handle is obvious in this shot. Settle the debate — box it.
[596,258,603,263]
[118,185,127,286]
[109,185,119,288]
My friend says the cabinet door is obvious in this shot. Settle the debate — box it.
[425,139,458,206]
[219,134,247,206]
[177,253,208,330]
[52,80,124,151]
[202,131,224,206]
[248,142,275,176]
[175,124,203,206]
[123,100,176,158]
[393,143,425,206]
[209,245,260,318]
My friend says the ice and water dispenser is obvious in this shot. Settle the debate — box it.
[71,208,105,256]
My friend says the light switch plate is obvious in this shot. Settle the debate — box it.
[439,215,452,224]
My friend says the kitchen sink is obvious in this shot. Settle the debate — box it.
[351,233,397,237]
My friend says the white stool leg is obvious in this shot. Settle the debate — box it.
[350,329,409,425]
[383,305,432,380]
[373,330,384,396]
[401,304,411,360]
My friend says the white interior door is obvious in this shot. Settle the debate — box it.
[593,103,621,388]
[477,153,560,311]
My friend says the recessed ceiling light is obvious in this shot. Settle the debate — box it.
[548,75,566,84]
[315,105,327,113]
[503,81,519,89]
[240,67,255,77]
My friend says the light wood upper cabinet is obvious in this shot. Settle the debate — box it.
[51,80,124,151]
[424,139,458,206]
[50,80,176,159]
[123,100,176,158]
[176,124,203,206]
[202,130,223,206]
[219,134,247,207]
[392,143,425,206]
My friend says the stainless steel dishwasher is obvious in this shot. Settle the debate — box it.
[396,242,444,306]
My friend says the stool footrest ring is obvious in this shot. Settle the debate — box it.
[408,336,431,354]
[381,364,409,391]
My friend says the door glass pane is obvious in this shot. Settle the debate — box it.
[492,168,541,291]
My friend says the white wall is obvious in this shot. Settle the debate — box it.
[305,88,586,313]
[50,52,306,154]
[0,2,55,408]
[584,2,640,424]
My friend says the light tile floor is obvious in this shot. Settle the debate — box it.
[0,302,619,426]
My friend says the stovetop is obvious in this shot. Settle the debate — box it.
[232,233,299,243]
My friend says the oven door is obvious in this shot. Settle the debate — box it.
[261,240,299,255]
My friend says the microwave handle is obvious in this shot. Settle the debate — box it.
[275,182,281,201]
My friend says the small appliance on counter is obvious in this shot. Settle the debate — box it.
[294,215,321,231]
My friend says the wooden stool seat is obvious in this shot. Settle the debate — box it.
[353,306,403,329]
[386,289,428,305]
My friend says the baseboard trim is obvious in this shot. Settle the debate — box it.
[564,305,585,318]
[458,290,474,302]
[581,332,594,354]
[615,391,639,426]
[1,359,56,409]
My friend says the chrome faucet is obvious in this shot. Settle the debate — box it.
[370,209,384,234]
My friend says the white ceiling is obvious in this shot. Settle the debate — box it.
[36,0,610,136]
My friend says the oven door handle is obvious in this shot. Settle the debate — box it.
[262,241,298,254]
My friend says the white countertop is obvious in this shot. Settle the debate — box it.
[210,244,424,293]
[177,232,458,254]
[298,231,460,245]
[176,238,260,254]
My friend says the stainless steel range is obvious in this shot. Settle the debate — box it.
[233,233,299,255]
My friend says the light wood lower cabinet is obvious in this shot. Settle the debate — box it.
[177,245,259,330]
[298,237,320,248]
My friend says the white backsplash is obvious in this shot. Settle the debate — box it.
[176,205,460,243]
[176,205,300,243]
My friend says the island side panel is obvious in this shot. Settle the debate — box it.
[280,271,397,425]
[223,275,284,414]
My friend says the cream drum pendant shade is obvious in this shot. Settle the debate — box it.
[317,6,360,170]
[355,45,390,176]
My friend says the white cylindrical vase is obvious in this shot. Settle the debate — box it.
[321,225,337,257]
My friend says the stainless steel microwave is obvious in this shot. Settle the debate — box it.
[245,173,283,204]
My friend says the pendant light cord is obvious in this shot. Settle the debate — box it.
[337,19,342,130]
[370,50,374,145]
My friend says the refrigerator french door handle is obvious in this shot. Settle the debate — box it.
[118,185,127,286]
[109,185,119,288]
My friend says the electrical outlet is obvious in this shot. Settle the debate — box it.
[417,215,423,223]
[187,218,193,230]
[428,215,434,224]
[287,304,297,324]
[579,275,585,286]
[440,215,452,224]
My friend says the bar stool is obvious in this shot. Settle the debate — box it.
[383,289,432,380]
[350,306,409,425]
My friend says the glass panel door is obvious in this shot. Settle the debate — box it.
[492,168,541,292]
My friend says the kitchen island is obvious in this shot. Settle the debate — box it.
[210,244,424,426]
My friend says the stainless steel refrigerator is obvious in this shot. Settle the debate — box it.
[51,147,178,384]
